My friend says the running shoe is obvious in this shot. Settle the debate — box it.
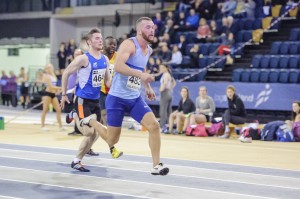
[86,149,99,156]
[66,109,77,124]
[68,131,83,136]
[151,163,169,176]
[71,161,90,172]
[111,147,123,159]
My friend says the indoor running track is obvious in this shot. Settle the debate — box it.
[0,143,299,199]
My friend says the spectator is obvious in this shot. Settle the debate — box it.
[185,9,200,30]
[159,19,175,42]
[166,86,195,135]
[167,45,183,66]
[286,101,300,129]
[159,44,172,63]
[221,0,237,17]
[153,12,164,35]
[57,42,67,75]
[174,11,186,31]
[164,11,175,24]
[192,0,213,19]
[159,32,171,48]
[196,18,211,43]
[177,34,188,56]
[219,85,246,138]
[146,57,159,74]
[244,0,256,19]
[18,67,30,109]
[184,86,216,130]
[159,64,176,128]
[189,44,200,67]
[7,70,17,107]
[0,70,9,106]
[206,20,221,42]
[234,0,247,18]
[177,0,192,12]
[66,39,77,65]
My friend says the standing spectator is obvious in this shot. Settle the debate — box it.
[219,85,246,138]
[159,64,176,128]
[7,71,18,107]
[18,67,30,109]
[57,42,67,76]
[66,39,77,65]
[166,87,195,135]
[0,70,9,106]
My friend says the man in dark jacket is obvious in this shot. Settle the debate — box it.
[219,85,246,138]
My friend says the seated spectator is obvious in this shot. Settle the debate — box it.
[153,12,164,36]
[286,101,300,129]
[177,0,192,12]
[166,86,195,135]
[192,0,213,20]
[164,11,175,24]
[159,33,171,48]
[174,11,186,31]
[206,20,221,43]
[185,9,200,30]
[158,44,172,63]
[167,45,183,66]
[195,18,211,43]
[146,57,159,74]
[177,35,187,56]
[189,44,200,67]
[159,19,175,42]
[219,85,246,139]
[234,0,247,18]
[244,0,256,19]
[221,0,237,17]
[184,86,216,130]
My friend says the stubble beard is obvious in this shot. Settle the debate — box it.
[141,31,153,43]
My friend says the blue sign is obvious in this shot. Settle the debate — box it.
[143,81,299,111]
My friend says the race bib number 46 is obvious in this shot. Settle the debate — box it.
[126,76,141,90]
[92,69,105,87]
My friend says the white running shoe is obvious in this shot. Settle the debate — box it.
[151,163,169,176]
[240,137,252,143]
[80,114,97,126]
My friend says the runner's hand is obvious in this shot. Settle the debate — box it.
[140,72,154,83]
[60,95,70,110]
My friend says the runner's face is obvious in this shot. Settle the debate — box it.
[141,20,155,43]
[91,33,103,51]
[105,39,117,54]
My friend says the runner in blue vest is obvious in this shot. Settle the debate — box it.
[106,17,169,175]
[60,28,122,172]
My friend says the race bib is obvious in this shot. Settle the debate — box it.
[126,76,141,90]
[92,69,105,87]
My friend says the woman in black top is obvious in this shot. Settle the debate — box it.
[220,85,247,138]
[166,86,195,134]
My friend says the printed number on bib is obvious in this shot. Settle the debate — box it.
[92,69,105,87]
[127,76,141,90]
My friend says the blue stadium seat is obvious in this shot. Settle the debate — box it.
[200,44,209,55]
[181,56,191,67]
[244,19,254,30]
[251,54,263,68]
[270,41,281,54]
[279,56,289,68]
[253,18,262,29]
[232,69,243,82]
[259,69,269,83]
[236,31,244,43]
[185,43,195,55]
[288,55,299,68]
[214,56,226,69]
[186,32,197,43]
[196,69,207,81]
[269,55,279,68]
[250,69,260,82]
[243,30,252,42]
[241,69,251,82]
[279,42,289,54]
[208,43,219,55]
[289,28,300,41]
[289,69,299,83]
[260,55,270,68]
[255,6,265,18]
[269,70,279,83]
[278,69,290,83]
[198,57,207,68]
[289,42,299,54]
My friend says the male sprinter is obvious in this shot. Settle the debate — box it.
[106,17,169,175]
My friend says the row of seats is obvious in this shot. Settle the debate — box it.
[0,37,49,45]
[172,68,207,82]
[270,41,300,54]
[179,55,226,69]
[251,54,300,69]
[232,68,300,83]
[289,28,300,41]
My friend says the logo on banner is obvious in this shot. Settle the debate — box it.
[255,84,272,108]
